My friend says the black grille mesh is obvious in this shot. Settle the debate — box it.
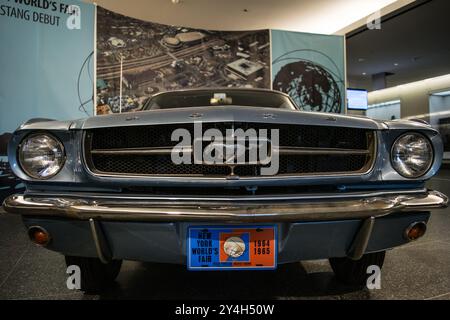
[90,123,369,150]
[91,154,230,176]
[89,154,368,176]
[85,123,372,177]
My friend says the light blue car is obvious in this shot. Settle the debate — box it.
[3,88,448,292]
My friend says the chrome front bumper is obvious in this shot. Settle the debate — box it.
[3,189,448,223]
[4,189,447,262]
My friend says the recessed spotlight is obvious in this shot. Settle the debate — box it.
[362,72,367,76]
[394,63,399,66]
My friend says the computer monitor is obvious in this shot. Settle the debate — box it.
[347,88,368,110]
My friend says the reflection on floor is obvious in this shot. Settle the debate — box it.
[0,171,449,300]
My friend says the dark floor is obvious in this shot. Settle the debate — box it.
[0,172,449,300]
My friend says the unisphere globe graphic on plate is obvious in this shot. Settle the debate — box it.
[273,60,342,113]
[223,237,246,258]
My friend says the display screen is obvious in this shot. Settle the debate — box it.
[347,88,368,110]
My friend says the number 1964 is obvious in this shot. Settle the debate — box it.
[254,240,271,255]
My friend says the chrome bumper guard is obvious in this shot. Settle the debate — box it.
[3,190,447,223]
[3,190,447,261]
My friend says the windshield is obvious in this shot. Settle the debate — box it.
[143,90,297,110]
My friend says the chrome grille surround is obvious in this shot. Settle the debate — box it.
[83,123,377,178]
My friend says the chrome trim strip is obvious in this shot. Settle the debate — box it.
[275,147,370,156]
[347,217,375,260]
[90,146,370,156]
[21,188,429,202]
[89,219,111,264]
[90,147,179,155]
[3,190,447,223]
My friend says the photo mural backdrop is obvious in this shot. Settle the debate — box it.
[95,7,345,115]
[95,6,271,114]
[271,30,345,113]
[0,0,94,201]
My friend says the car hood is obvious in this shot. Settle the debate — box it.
[76,106,385,130]
[17,106,433,131]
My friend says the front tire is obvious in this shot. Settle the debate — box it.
[65,256,122,293]
[329,251,385,286]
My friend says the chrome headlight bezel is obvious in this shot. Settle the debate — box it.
[390,132,434,179]
[18,133,66,180]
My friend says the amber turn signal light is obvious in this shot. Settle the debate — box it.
[404,222,427,241]
[28,226,51,246]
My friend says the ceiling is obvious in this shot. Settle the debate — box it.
[84,0,399,34]
[347,0,450,91]
[83,0,448,92]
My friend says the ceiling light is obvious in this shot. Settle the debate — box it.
[431,90,450,97]
[368,100,401,108]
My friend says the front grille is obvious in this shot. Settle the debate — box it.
[84,123,376,177]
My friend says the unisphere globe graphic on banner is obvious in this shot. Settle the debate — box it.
[271,29,345,114]
[273,60,342,113]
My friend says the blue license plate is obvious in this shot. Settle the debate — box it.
[187,225,277,270]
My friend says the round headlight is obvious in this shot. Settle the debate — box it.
[391,133,433,178]
[18,133,65,179]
